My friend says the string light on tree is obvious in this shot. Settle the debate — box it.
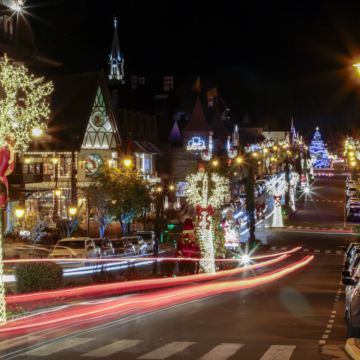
[186,171,229,274]
[289,172,300,211]
[267,175,288,227]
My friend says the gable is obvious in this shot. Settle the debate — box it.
[82,86,117,149]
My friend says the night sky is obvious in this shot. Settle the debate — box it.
[24,0,360,144]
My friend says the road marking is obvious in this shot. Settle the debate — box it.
[329,320,334,323]
[331,228,336,230]
[327,325,333,328]
[0,336,43,351]
[314,249,320,253]
[297,226,302,229]
[281,247,287,250]
[331,315,336,318]
[314,227,318,229]
[25,338,93,356]
[306,227,310,229]
[138,342,195,359]
[328,200,331,202]
[325,250,331,254]
[332,311,337,314]
[340,201,343,203]
[319,340,326,345]
[270,247,276,250]
[198,343,244,360]
[335,299,338,301]
[260,345,296,360]
[289,226,294,229]
[336,251,342,255]
[322,335,329,339]
[325,330,331,334]
[304,249,309,252]
[322,200,325,202]
[82,340,143,357]
[339,227,343,230]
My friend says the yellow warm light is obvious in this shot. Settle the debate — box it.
[236,157,242,163]
[170,185,174,190]
[124,159,132,167]
[24,158,30,164]
[15,208,24,218]
[253,152,257,157]
[271,157,274,161]
[212,160,218,166]
[351,157,355,161]
[55,189,61,197]
[299,141,303,145]
[351,161,356,166]
[273,146,277,150]
[32,128,43,137]
[52,157,59,165]
[354,63,360,74]
[258,161,261,164]
[349,145,353,149]
[283,145,287,149]
[350,152,354,157]
[264,148,268,153]
[69,207,77,215]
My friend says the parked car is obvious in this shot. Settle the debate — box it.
[345,244,360,266]
[347,187,358,198]
[347,199,360,209]
[342,275,360,336]
[121,236,147,255]
[343,254,360,278]
[346,180,357,188]
[255,181,266,194]
[133,231,155,251]
[347,206,360,221]
[347,196,359,206]
[92,238,115,257]
[110,238,136,257]
[49,237,100,266]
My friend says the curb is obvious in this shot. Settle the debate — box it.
[346,338,360,359]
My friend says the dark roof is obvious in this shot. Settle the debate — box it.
[29,70,120,152]
[211,104,230,143]
[132,141,162,155]
[182,97,213,133]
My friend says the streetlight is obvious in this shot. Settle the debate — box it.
[124,159,132,167]
[273,146,277,150]
[69,206,77,216]
[350,152,355,157]
[236,157,242,163]
[349,145,353,149]
[264,148,268,153]
[15,206,25,218]
[52,156,59,220]
[212,160,218,166]
[252,152,258,157]
[157,187,162,192]
[351,161,356,167]
[169,185,174,190]
[24,158,30,164]
[32,128,43,137]
[55,189,61,197]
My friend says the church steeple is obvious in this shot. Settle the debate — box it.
[108,16,125,84]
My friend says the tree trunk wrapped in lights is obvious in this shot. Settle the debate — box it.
[186,171,229,274]
[267,176,288,228]
[289,172,300,212]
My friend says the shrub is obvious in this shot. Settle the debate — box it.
[160,260,177,276]
[15,262,63,294]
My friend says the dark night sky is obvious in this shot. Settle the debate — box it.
[24,0,360,143]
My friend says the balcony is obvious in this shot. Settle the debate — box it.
[7,162,51,185]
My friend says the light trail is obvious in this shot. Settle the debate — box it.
[1,255,313,336]
[251,246,302,259]
[5,255,289,306]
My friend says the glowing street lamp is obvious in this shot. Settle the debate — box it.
[51,157,59,165]
[55,189,61,197]
[169,185,174,191]
[273,146,278,150]
[252,152,258,157]
[349,145,353,149]
[124,159,132,167]
[350,152,354,157]
[15,207,25,218]
[264,148,268,154]
[236,157,242,163]
[69,207,77,216]
[157,187,162,192]
[351,161,356,167]
[24,158,31,164]
[212,160,218,166]
[32,128,43,137]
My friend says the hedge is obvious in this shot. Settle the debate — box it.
[15,262,63,294]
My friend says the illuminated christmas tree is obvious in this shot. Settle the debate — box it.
[309,128,330,168]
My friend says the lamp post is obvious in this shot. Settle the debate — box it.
[15,205,25,232]
[153,187,162,275]
[52,156,59,220]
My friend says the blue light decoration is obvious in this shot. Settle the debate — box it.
[309,128,330,168]
[187,137,206,151]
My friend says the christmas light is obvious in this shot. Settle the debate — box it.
[0,55,53,153]
[186,172,229,274]
[267,176,288,227]
[289,172,299,211]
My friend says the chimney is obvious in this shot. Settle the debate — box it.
[131,76,137,89]
[111,90,118,109]
[164,77,173,91]
[138,77,145,85]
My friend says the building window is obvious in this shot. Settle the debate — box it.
[175,182,188,197]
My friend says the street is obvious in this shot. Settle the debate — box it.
[0,177,353,359]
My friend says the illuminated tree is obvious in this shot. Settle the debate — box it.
[267,175,288,227]
[0,55,53,153]
[0,56,53,325]
[186,171,229,274]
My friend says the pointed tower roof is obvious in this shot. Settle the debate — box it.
[169,121,182,142]
[182,97,213,132]
[110,16,122,61]
[211,104,230,143]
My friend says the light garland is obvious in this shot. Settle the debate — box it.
[244,144,252,153]
[186,172,229,274]
[0,55,53,153]
[289,172,299,211]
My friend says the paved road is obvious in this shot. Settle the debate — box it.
[0,178,353,360]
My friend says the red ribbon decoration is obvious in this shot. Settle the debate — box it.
[195,204,214,217]
[0,140,15,208]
